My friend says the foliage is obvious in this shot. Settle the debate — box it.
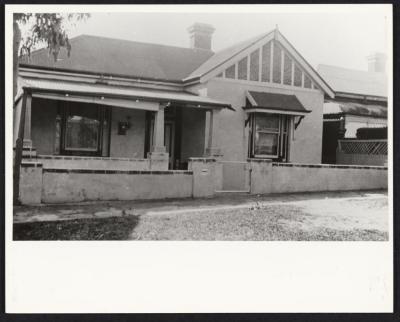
[14,13,90,62]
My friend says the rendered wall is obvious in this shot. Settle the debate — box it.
[204,78,325,163]
[336,152,387,166]
[19,162,43,205]
[188,158,222,197]
[42,169,193,203]
[36,155,150,170]
[249,159,388,194]
[30,100,146,158]
[109,107,146,158]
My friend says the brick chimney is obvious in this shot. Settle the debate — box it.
[187,23,215,51]
[367,52,387,73]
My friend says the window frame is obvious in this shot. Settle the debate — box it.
[58,101,111,157]
[250,112,291,161]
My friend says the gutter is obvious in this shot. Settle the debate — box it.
[24,86,233,110]
[19,64,186,86]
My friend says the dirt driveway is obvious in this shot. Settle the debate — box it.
[13,190,388,241]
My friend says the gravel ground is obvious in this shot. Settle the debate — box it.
[13,191,388,241]
[129,197,388,241]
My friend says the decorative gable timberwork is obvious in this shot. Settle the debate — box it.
[216,39,319,91]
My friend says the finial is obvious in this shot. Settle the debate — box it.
[274,25,279,39]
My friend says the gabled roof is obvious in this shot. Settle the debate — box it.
[317,64,387,98]
[184,28,334,98]
[20,30,334,98]
[19,35,214,82]
[184,31,272,81]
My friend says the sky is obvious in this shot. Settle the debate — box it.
[20,5,391,71]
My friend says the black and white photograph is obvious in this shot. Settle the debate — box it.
[4,3,394,314]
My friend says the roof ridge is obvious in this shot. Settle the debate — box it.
[318,63,385,75]
[70,33,214,53]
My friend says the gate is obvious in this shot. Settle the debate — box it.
[216,161,251,193]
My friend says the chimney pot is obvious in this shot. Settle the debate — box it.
[187,22,215,51]
[367,52,387,73]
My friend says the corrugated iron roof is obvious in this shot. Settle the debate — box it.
[245,91,310,114]
[317,64,387,98]
[323,100,387,118]
[19,35,214,82]
[21,78,232,109]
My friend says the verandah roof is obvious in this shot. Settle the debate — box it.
[323,100,387,118]
[20,78,233,111]
[243,91,311,116]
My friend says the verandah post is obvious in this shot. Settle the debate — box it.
[13,89,31,204]
[204,108,222,157]
[151,103,166,153]
[148,103,169,170]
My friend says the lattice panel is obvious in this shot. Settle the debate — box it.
[338,140,388,155]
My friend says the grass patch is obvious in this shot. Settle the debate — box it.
[13,215,140,240]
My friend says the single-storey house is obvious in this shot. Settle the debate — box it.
[317,57,387,164]
[18,23,389,205]
[15,23,334,169]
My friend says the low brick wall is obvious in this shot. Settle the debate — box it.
[249,159,388,194]
[18,158,222,204]
[18,157,388,205]
[36,155,151,171]
[42,169,193,203]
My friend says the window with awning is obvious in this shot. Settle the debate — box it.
[244,91,310,161]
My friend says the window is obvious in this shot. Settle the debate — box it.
[58,101,110,156]
[250,113,290,161]
[65,105,100,152]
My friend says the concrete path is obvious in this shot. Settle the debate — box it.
[14,190,387,224]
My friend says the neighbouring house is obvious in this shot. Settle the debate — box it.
[317,55,388,165]
[14,23,387,204]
